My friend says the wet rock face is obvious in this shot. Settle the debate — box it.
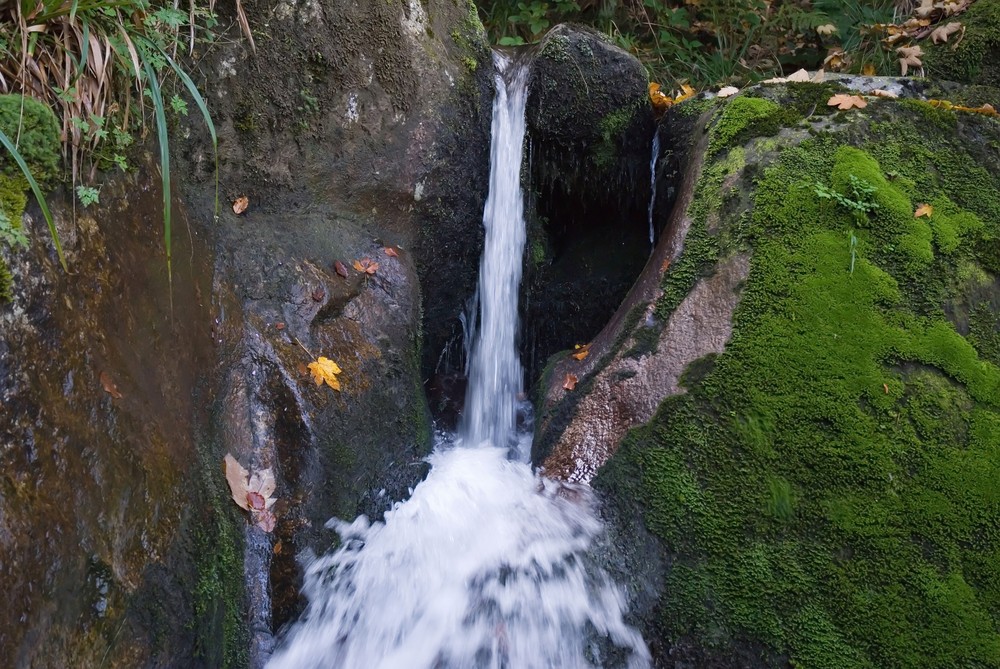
[520,24,657,384]
[0,173,216,667]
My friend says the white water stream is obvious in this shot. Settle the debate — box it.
[267,53,650,669]
[647,132,660,248]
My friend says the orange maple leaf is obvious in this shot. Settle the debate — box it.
[572,344,590,361]
[827,94,867,110]
[353,258,379,275]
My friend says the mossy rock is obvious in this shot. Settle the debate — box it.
[526,24,654,192]
[595,89,1000,667]
[924,0,1000,88]
[0,94,61,185]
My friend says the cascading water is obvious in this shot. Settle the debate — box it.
[266,53,650,669]
[647,131,660,248]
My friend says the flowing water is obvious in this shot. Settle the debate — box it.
[267,53,650,669]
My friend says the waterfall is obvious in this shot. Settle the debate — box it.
[647,131,660,248]
[266,53,650,669]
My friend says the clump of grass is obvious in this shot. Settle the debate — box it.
[0,0,231,284]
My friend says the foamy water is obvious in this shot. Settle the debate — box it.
[266,52,650,669]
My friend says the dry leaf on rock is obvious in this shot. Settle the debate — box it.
[249,468,276,504]
[224,453,251,510]
[308,356,342,390]
[871,89,899,98]
[897,45,924,76]
[930,22,963,44]
[99,371,123,399]
[563,373,578,391]
[785,68,810,83]
[334,260,349,278]
[811,69,826,83]
[255,508,277,533]
[649,82,673,114]
[384,247,399,258]
[717,86,739,98]
[572,344,590,361]
[674,83,696,103]
[233,196,249,215]
[353,258,379,275]
[828,94,868,110]
[915,203,934,218]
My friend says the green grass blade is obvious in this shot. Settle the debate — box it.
[163,51,218,217]
[0,126,67,271]
[139,55,172,286]
[69,0,80,23]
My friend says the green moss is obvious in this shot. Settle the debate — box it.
[0,94,61,184]
[0,173,28,302]
[593,99,645,168]
[653,147,744,320]
[601,109,1000,666]
[924,0,1000,87]
[708,96,798,156]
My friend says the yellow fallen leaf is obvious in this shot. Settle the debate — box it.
[862,63,877,76]
[308,356,342,390]
[915,203,933,218]
[674,84,696,104]
[827,94,868,110]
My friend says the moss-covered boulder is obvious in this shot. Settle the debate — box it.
[526,23,653,193]
[925,0,1000,88]
[538,79,1000,666]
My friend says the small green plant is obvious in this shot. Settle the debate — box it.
[76,185,101,207]
[170,94,189,117]
[814,174,879,218]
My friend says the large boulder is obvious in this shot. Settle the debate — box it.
[0,0,497,666]
[539,77,1000,665]
[520,25,658,383]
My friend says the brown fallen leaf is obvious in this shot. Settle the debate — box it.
[384,247,399,258]
[297,362,308,376]
[563,373,578,391]
[915,203,933,218]
[256,508,277,533]
[828,94,868,110]
[353,258,379,275]
[99,371,123,399]
[247,491,266,510]
[273,540,283,554]
[897,45,924,76]
[811,69,826,83]
[862,63,877,76]
[308,356,342,390]
[572,344,590,361]
[660,258,671,273]
[334,260,349,278]
[311,286,325,302]
[871,89,899,98]
[224,453,251,511]
[930,21,963,44]
[823,49,849,71]
[233,196,249,215]
[275,322,285,330]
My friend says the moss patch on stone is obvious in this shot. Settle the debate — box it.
[0,94,61,184]
[599,98,1000,667]
[707,96,798,156]
[924,0,1000,87]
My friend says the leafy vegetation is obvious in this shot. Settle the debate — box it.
[0,0,225,289]
[600,93,1000,666]
[475,0,986,88]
